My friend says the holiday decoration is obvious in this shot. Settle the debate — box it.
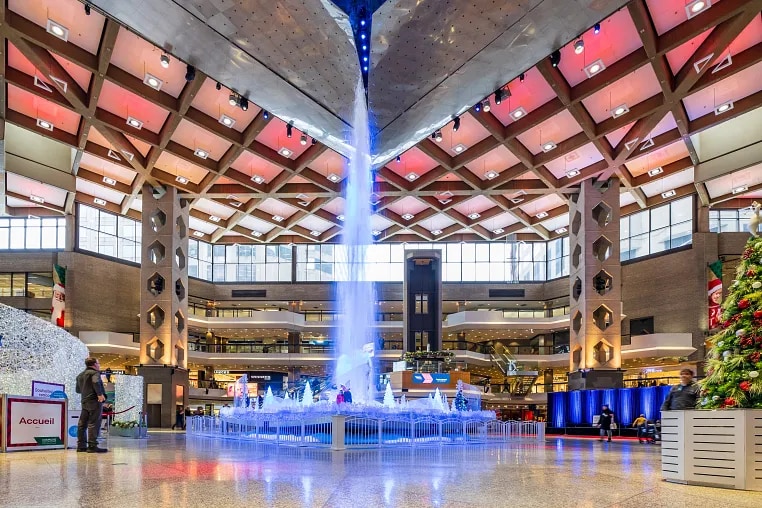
[700,237,762,408]
[454,379,468,412]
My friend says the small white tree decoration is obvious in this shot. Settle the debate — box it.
[749,201,761,238]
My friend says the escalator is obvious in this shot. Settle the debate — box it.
[490,347,538,397]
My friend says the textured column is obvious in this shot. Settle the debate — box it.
[568,178,622,375]
[139,184,189,368]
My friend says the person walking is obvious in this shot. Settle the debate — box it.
[75,357,108,453]
[632,414,648,443]
[661,368,700,411]
[172,406,184,430]
[597,404,615,442]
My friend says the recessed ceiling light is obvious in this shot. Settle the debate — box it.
[647,167,663,177]
[566,169,580,178]
[30,194,45,204]
[510,107,527,120]
[431,229,442,236]
[278,147,293,158]
[102,176,117,186]
[541,141,557,152]
[251,231,262,238]
[336,214,345,222]
[46,19,69,42]
[661,189,676,198]
[452,143,466,153]
[175,175,189,185]
[36,118,54,131]
[584,59,605,78]
[193,231,204,237]
[327,173,341,183]
[370,193,382,205]
[143,72,163,91]
[493,228,504,235]
[93,197,107,206]
[468,212,481,220]
[612,104,629,118]
[732,185,748,195]
[126,116,143,129]
[484,170,499,180]
[218,114,236,128]
[715,100,734,115]
[228,200,242,208]
[309,230,321,237]
[209,215,221,223]
[251,174,265,185]
[438,198,452,205]
[555,227,568,234]
[686,0,711,19]
[272,215,285,222]
[401,213,414,220]
[536,211,548,219]
[194,148,209,159]
[372,230,382,236]
[406,172,419,181]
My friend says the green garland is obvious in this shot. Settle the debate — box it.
[111,420,146,428]
[699,236,762,409]
[403,350,454,362]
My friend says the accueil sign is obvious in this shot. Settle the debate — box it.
[2,396,66,452]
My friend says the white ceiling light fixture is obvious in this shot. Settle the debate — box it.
[193,231,204,237]
[251,231,263,238]
[611,103,629,118]
[272,215,285,222]
[278,147,293,158]
[143,72,163,91]
[661,189,676,198]
[372,230,382,236]
[175,175,189,185]
[574,39,585,55]
[468,212,481,220]
[218,114,236,128]
[431,229,442,236]
[584,59,606,78]
[406,172,419,181]
[251,174,265,185]
[715,100,734,115]
[485,170,499,180]
[160,54,170,68]
[370,193,382,205]
[209,215,221,223]
[34,76,53,93]
[493,228,504,235]
[36,118,54,131]
[228,199,242,208]
[310,230,321,237]
[102,176,117,186]
[327,173,341,183]
[536,211,549,219]
[401,213,414,220]
[555,227,568,234]
[452,143,466,153]
[647,167,663,177]
[46,19,69,42]
[686,0,711,19]
[541,141,557,152]
[194,148,209,159]
[337,214,345,221]
[126,116,143,130]
[566,169,581,178]
[30,194,45,204]
[510,107,527,120]
[93,197,107,206]
[732,185,748,195]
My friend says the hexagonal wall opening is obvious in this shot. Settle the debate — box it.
[147,241,166,264]
[145,337,165,362]
[147,272,165,296]
[572,346,582,369]
[146,305,165,330]
[175,344,185,366]
[593,270,613,296]
[592,236,613,262]
[175,278,186,301]
[175,247,186,270]
[592,305,614,331]
[571,211,582,235]
[572,277,582,300]
[591,202,613,228]
[174,310,185,333]
[176,216,187,239]
[149,209,167,233]
[593,340,614,364]
[572,244,582,269]
[572,311,583,334]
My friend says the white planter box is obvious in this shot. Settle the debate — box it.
[661,409,762,491]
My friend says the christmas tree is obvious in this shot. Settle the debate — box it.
[700,236,762,409]
[454,379,468,412]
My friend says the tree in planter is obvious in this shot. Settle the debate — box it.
[700,236,762,409]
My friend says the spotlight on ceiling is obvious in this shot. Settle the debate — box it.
[46,19,69,42]
[218,114,235,128]
[574,39,584,54]
[312,137,317,145]
[263,110,270,120]
[102,176,117,186]
[396,155,402,163]
[93,197,107,206]
[647,167,663,177]
[300,134,308,146]
[278,147,293,158]
[29,194,45,204]
[661,189,676,198]
[732,185,748,195]
[686,0,711,19]
[36,118,54,131]
[493,228,504,235]
[337,214,345,221]
[584,59,605,77]
[175,175,189,185]
[612,103,629,118]
[239,96,249,111]
[715,100,734,115]
[251,174,265,185]
[310,230,321,237]
[429,229,443,236]
[434,131,443,142]
[286,124,293,138]
[406,172,419,181]
[272,215,285,223]
[193,231,204,237]
[84,3,91,15]
[594,23,601,34]
[550,50,561,68]
[185,64,196,82]
[453,117,460,132]
[215,81,221,90]
[536,211,549,219]
[482,99,491,113]
[494,88,503,105]
[126,116,143,130]
[160,54,170,69]
[519,73,525,82]
[555,227,568,234]
[474,102,482,113]
[229,93,238,106]
[251,231,263,238]
[209,215,221,223]
[372,230,382,237]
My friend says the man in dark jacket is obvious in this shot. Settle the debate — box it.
[661,368,700,411]
[75,357,108,453]
[597,404,615,442]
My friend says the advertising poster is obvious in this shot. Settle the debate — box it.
[5,396,66,451]
[708,259,723,330]
[31,381,66,400]
[51,264,66,327]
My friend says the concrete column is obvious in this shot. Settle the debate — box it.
[288,331,301,353]
[696,204,711,233]
[0,138,7,216]
[568,179,623,389]
[137,184,189,427]
[64,213,76,251]
[456,332,467,350]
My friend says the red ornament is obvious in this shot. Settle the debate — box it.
[754,310,762,320]
[741,337,753,348]
[740,381,752,392]
[747,269,756,278]
[756,336,762,345]
[738,299,751,310]
[724,397,737,407]
[750,352,761,363]
[743,248,753,259]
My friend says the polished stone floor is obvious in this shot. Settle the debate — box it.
[1,432,761,507]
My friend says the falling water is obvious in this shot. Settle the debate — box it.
[334,79,376,403]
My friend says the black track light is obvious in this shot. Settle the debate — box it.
[550,50,561,68]
[263,110,270,120]
[239,96,248,111]
[312,137,317,145]
[594,23,601,34]
[300,134,308,146]
[495,88,503,105]
[519,73,525,82]
[453,117,460,132]
[185,64,196,82]
[286,124,293,138]
[396,155,401,163]
[215,82,221,91]
[84,3,91,15]
[229,93,238,106]
[435,131,443,142]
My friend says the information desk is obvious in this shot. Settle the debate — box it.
[1,394,67,452]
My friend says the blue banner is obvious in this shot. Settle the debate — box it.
[412,373,451,384]
[549,386,672,428]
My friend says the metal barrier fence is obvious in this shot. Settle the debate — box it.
[188,415,545,449]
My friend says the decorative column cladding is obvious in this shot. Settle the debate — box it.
[139,184,189,368]
[568,179,622,387]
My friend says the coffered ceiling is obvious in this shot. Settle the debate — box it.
[1,0,762,244]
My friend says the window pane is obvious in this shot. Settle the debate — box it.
[41,226,58,248]
[226,244,239,264]
[533,242,547,261]
[461,243,475,262]
[651,204,670,230]
[650,227,670,254]
[671,220,692,248]
[630,211,649,235]
[671,197,692,224]
[630,233,649,258]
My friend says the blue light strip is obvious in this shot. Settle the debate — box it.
[549,386,672,428]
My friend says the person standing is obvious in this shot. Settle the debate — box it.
[632,414,648,443]
[597,404,615,442]
[343,386,353,404]
[172,406,184,430]
[75,357,108,453]
[661,368,700,411]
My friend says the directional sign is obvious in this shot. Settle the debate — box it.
[412,373,450,384]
